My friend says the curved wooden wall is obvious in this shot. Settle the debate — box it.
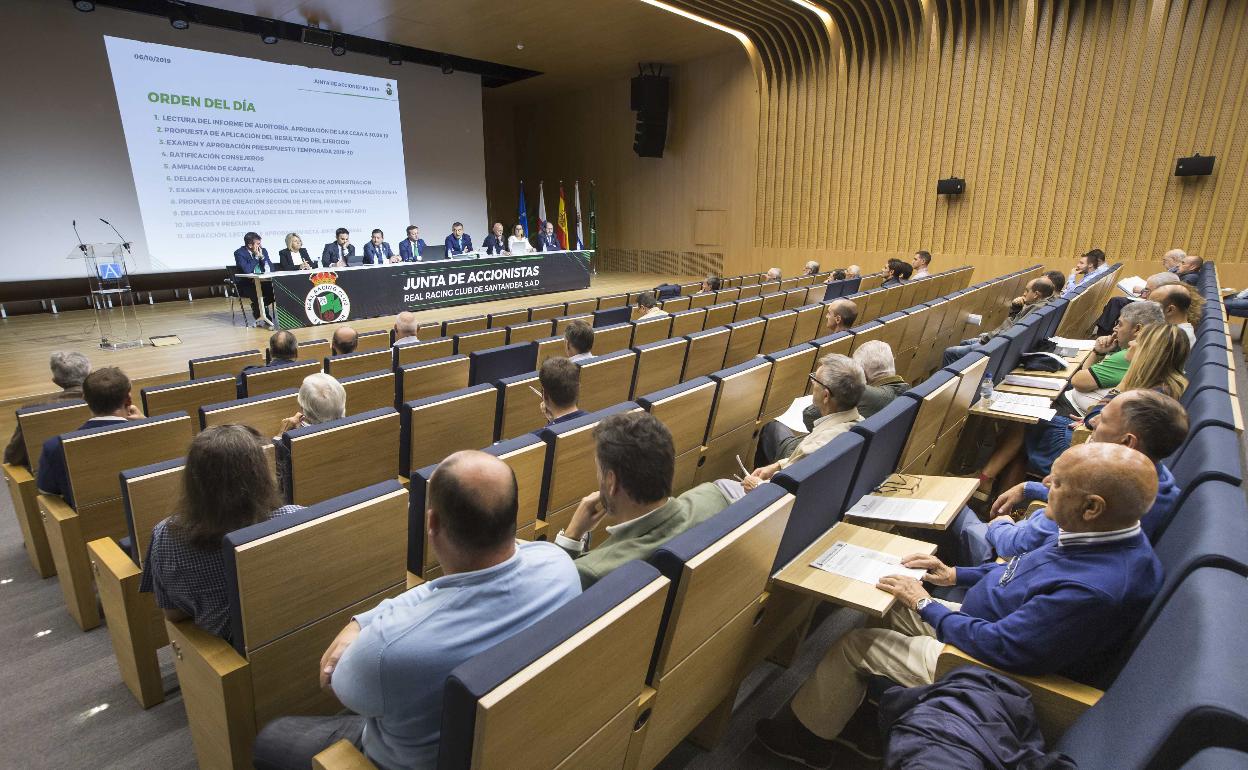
[664,0,1248,266]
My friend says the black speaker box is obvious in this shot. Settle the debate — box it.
[631,73,670,158]
[936,177,966,195]
[1175,154,1215,176]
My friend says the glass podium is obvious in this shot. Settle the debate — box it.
[67,243,145,350]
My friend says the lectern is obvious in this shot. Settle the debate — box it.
[68,243,145,350]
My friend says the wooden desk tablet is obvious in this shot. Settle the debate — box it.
[968,399,1042,425]
[843,474,978,531]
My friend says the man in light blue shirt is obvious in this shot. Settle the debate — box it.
[1062,248,1108,297]
[253,450,582,770]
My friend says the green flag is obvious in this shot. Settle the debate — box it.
[589,180,598,250]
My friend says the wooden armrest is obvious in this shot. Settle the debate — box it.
[87,536,141,581]
[1070,425,1092,446]
[313,740,377,770]
[405,571,424,590]
[1025,500,1045,515]
[936,644,1102,740]
[3,462,34,484]
[167,617,248,676]
[38,492,77,524]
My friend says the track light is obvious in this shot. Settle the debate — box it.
[388,46,402,65]
[260,20,279,44]
[330,34,346,56]
[168,2,190,30]
[73,0,95,11]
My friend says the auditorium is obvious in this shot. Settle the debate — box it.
[2,0,1246,768]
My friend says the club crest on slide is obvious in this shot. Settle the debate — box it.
[305,272,352,325]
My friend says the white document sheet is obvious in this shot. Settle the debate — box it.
[778,394,814,434]
[810,541,928,584]
[1049,336,1096,350]
[1002,374,1066,391]
[845,495,945,525]
[989,402,1058,421]
[1117,276,1146,296]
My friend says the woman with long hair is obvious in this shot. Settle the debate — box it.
[140,424,303,640]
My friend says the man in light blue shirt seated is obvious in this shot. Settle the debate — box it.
[1062,248,1108,297]
[948,390,1187,565]
[252,450,582,770]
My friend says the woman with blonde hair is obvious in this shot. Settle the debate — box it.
[278,232,313,270]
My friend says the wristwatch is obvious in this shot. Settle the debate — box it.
[915,597,933,612]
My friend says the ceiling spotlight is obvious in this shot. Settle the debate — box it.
[260,21,279,44]
[388,46,402,65]
[330,34,346,56]
[168,2,191,30]
[261,33,279,44]
[440,57,454,75]
[516,42,525,50]
[73,0,95,11]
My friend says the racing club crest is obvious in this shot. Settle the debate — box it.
[305,271,351,325]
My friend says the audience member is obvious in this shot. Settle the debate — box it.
[748,354,865,486]
[141,425,302,640]
[1094,272,1179,336]
[537,357,585,427]
[332,326,359,356]
[1043,269,1066,294]
[1062,248,1108,297]
[953,390,1187,564]
[824,299,858,335]
[254,451,581,770]
[845,265,861,279]
[701,274,722,293]
[274,373,347,492]
[1149,284,1197,344]
[1176,254,1203,285]
[756,442,1164,767]
[943,277,1055,366]
[553,412,731,587]
[35,366,142,506]
[392,312,420,346]
[853,341,909,418]
[239,330,302,396]
[564,320,595,361]
[634,292,668,320]
[1162,248,1186,273]
[882,259,913,287]
[765,267,782,282]
[4,351,91,468]
[832,269,847,281]
[802,261,820,277]
[911,251,932,278]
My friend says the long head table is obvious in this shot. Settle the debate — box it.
[259,250,593,329]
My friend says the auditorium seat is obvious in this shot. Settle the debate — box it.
[506,319,554,344]
[810,330,854,362]
[733,295,763,319]
[713,288,741,304]
[529,302,565,321]
[399,385,497,478]
[188,349,264,379]
[723,317,765,367]
[698,359,773,484]
[759,344,818,423]
[1166,425,1244,515]
[631,338,689,398]
[704,302,737,328]
[689,291,715,308]
[637,377,717,495]
[443,315,489,337]
[393,337,454,367]
[277,339,330,365]
[789,304,824,345]
[782,288,808,310]
[242,360,320,398]
[553,313,593,335]
[538,403,642,538]
[454,327,507,356]
[771,432,867,572]
[141,375,238,430]
[759,310,798,355]
[592,322,634,355]
[38,412,194,630]
[282,407,400,505]
[337,370,397,415]
[564,298,597,316]
[397,355,470,403]
[323,348,391,379]
[669,307,707,337]
[487,308,528,328]
[897,370,958,473]
[495,372,545,439]
[737,284,762,300]
[200,388,299,436]
[532,335,567,367]
[576,350,637,413]
[468,342,536,387]
[169,481,409,769]
[662,295,692,313]
[353,330,391,352]
[632,487,794,768]
[844,396,921,504]
[596,292,628,309]
[631,316,673,347]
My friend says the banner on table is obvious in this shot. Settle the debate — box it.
[271,251,593,329]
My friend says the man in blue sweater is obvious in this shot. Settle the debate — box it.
[952,389,1188,564]
[756,442,1164,767]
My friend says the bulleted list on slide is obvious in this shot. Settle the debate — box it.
[104,35,409,270]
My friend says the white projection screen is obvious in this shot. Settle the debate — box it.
[0,0,487,282]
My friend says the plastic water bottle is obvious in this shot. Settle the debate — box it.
[979,376,994,403]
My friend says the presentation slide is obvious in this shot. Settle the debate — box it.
[103,35,409,271]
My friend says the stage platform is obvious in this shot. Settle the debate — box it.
[0,272,693,439]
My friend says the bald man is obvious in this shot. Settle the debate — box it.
[1095,271,1181,336]
[756,442,1164,767]
[255,450,581,770]
[1176,254,1203,286]
[331,326,359,356]
[802,261,820,277]
[765,267,782,282]
[824,299,858,336]
[392,312,420,346]
[1149,284,1197,344]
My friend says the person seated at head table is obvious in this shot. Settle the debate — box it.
[1062,248,1108,297]
[252,450,581,770]
[35,366,142,506]
[535,221,561,252]
[972,320,1187,501]
[563,319,594,362]
[536,357,585,429]
[947,389,1188,565]
[482,222,510,255]
[1175,254,1203,286]
[363,229,396,264]
[754,442,1164,768]
[399,225,427,262]
[553,412,733,588]
[323,228,356,268]
[911,250,932,278]
[634,291,668,320]
[444,222,473,257]
[881,258,913,287]
[5,351,91,468]
[765,266,782,282]
[1148,284,1198,345]
[824,298,858,336]
[331,326,359,356]
[508,223,534,254]
[749,354,865,487]
[802,261,820,277]
[277,233,313,271]
[274,373,347,494]
[234,231,275,327]
[700,274,722,294]
[140,425,303,641]
[942,277,1056,368]
[392,312,420,347]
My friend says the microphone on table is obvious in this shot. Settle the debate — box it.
[99,218,132,254]
[72,220,87,253]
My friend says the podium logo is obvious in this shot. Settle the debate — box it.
[305,272,352,325]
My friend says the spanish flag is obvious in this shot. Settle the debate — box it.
[556,183,570,250]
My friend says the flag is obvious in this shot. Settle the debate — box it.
[573,181,585,250]
[536,181,547,236]
[517,180,529,237]
[589,181,598,250]
[556,183,570,249]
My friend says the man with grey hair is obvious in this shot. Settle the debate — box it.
[747,354,866,488]
[392,312,420,346]
[1065,300,1164,411]
[275,373,348,491]
[845,265,861,279]
[1162,248,1186,273]
[853,342,909,418]
[765,267,782,282]
[802,261,820,277]
[4,352,91,467]
[1095,271,1180,336]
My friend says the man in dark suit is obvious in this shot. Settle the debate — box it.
[322,228,357,267]
[536,221,561,252]
[36,366,143,507]
[399,226,427,262]
[238,331,301,397]
[363,230,395,264]
[444,222,473,257]
[1176,254,1203,286]
[482,222,510,256]
[234,232,275,327]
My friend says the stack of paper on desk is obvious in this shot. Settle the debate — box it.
[810,542,927,584]
[1049,336,1096,350]
[845,495,945,525]
[1002,374,1066,391]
